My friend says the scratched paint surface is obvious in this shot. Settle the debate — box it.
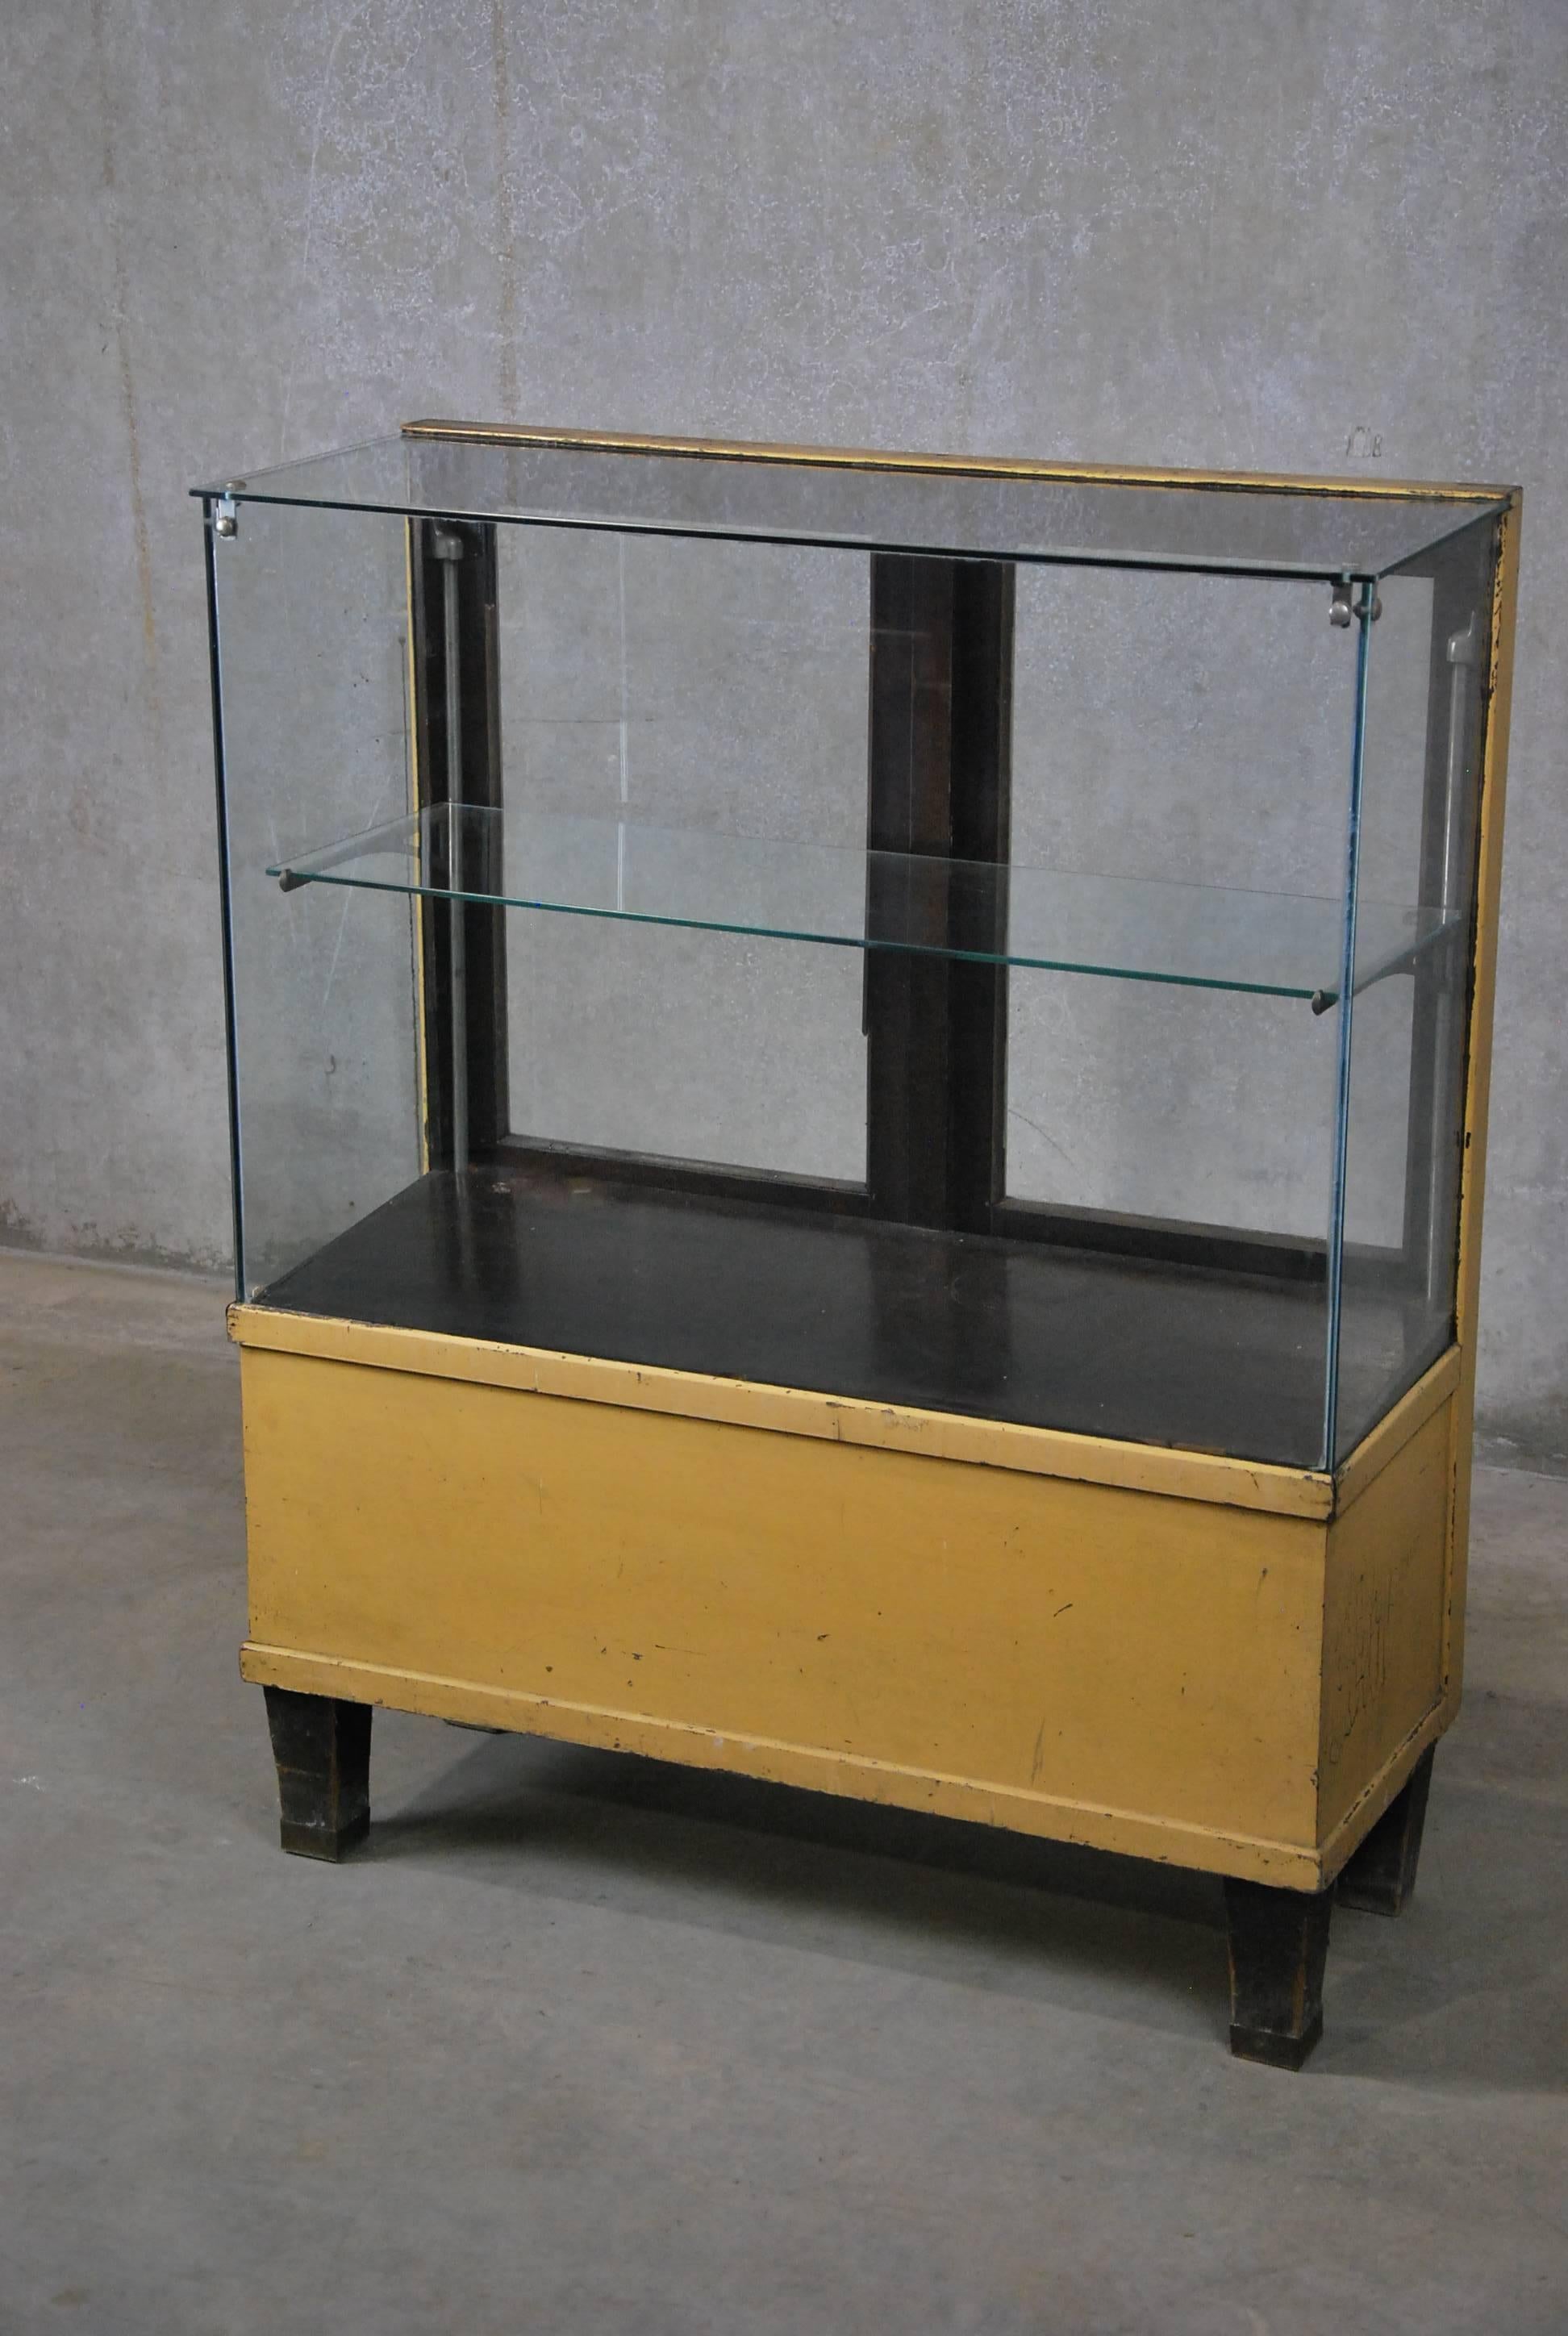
[0,2,1563,1455]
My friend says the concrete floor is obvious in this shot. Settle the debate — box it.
[2,1254,1564,2335]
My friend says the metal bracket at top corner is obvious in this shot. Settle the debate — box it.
[1330,579,1382,628]
[213,487,241,540]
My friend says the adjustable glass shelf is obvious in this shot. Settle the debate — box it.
[269,803,1456,1008]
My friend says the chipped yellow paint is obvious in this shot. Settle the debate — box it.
[236,1339,1457,1888]
[240,1638,1332,1884]
[1332,1347,1460,1518]
[1444,491,1522,1716]
[1319,1402,1452,1846]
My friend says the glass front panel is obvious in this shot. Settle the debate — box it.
[206,468,1494,1471]
[1331,515,1496,1462]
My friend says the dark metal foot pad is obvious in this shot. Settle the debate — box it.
[278,1808,372,1862]
[1224,1876,1333,2070]
[1228,2011,1324,2071]
[264,1686,373,1862]
[1336,1746,1435,1917]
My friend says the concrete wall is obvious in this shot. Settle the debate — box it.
[2,0,1564,1459]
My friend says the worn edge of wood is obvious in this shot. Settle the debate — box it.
[1330,1347,1462,1519]
[1445,492,1522,1708]
[237,1641,1326,1885]
[227,1302,1334,1520]
[398,420,1514,506]
[1315,1698,1450,1888]
[403,519,432,1178]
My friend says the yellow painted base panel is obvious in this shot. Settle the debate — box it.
[235,1333,1462,1889]
[240,1640,1446,1888]
[1319,1398,1455,1840]
[1317,1701,1451,1882]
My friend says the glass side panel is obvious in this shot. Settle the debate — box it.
[196,432,1508,579]
[1331,513,1497,1462]
[211,501,421,1297]
[269,803,1448,1003]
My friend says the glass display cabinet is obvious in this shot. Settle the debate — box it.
[198,423,1520,2067]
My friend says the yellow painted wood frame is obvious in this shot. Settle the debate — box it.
[400,417,1512,507]
[233,1308,1462,1889]
[240,448,1519,1896]
[1446,490,1521,1706]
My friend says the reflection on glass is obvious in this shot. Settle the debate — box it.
[494,528,869,1179]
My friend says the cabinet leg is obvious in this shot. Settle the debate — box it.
[262,1686,372,1861]
[1224,1878,1333,2069]
[1335,1746,1435,1917]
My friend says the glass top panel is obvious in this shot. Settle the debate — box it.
[194,434,1508,578]
[269,804,1454,1005]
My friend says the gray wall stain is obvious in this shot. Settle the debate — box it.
[1,0,1564,1458]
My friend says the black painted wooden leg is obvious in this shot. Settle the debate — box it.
[1335,1746,1435,1917]
[263,1686,372,1861]
[1224,1878,1333,2069]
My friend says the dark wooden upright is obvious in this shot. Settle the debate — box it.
[1335,1746,1436,1917]
[409,515,509,1166]
[1224,1877,1334,2070]
[263,1687,373,1862]
[864,554,1015,1234]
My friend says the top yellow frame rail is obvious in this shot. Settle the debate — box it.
[401,417,1513,507]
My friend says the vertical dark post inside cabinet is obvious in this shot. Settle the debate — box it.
[865,554,1015,1237]
[410,515,509,1170]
